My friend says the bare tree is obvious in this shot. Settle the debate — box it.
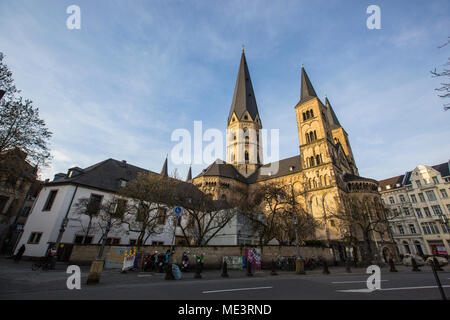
[431,37,450,111]
[175,184,236,247]
[327,195,391,265]
[118,172,178,248]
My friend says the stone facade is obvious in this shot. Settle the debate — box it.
[192,52,395,262]
[379,162,450,257]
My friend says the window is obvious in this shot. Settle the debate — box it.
[447,204,450,214]
[415,208,423,218]
[152,241,164,246]
[409,224,416,234]
[418,193,425,202]
[74,235,84,244]
[432,176,439,184]
[0,195,9,214]
[28,232,42,244]
[442,224,450,234]
[398,225,404,235]
[431,205,443,216]
[21,206,31,217]
[399,195,405,202]
[74,235,93,244]
[157,208,167,225]
[389,197,395,204]
[43,190,58,211]
[410,195,417,203]
[119,179,127,188]
[440,189,448,199]
[421,222,439,235]
[129,239,137,246]
[87,194,103,216]
[425,190,437,201]
[113,199,127,217]
[424,207,431,217]
[393,208,398,215]
[403,207,410,215]
[415,180,422,188]
[106,238,120,245]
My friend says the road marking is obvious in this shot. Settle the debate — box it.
[338,285,450,293]
[332,280,388,284]
[137,274,153,277]
[203,286,273,294]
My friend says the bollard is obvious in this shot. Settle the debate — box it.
[322,259,330,275]
[247,260,253,277]
[345,258,352,273]
[221,260,229,278]
[270,260,278,276]
[389,258,398,272]
[433,256,444,271]
[431,259,447,300]
[194,261,202,279]
[411,257,421,272]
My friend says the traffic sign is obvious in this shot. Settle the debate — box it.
[173,206,183,217]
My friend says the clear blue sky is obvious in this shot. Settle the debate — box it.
[0,0,449,181]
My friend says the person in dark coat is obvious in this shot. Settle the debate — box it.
[14,244,26,262]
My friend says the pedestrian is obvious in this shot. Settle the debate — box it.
[14,244,26,262]
[199,253,205,272]
[47,245,57,270]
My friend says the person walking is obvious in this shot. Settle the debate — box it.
[14,244,26,262]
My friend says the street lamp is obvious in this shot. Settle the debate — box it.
[289,180,305,274]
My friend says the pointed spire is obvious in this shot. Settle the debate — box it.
[228,50,260,124]
[325,96,341,129]
[299,66,317,104]
[186,166,192,182]
[160,155,168,177]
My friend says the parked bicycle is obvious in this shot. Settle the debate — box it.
[31,258,52,271]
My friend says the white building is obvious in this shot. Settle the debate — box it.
[15,158,180,258]
[379,161,450,257]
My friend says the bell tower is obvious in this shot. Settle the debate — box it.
[226,49,262,177]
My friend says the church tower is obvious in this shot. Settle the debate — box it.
[227,49,262,177]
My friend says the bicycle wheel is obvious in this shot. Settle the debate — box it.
[31,263,40,271]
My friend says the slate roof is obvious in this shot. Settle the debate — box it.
[325,97,341,129]
[49,158,150,192]
[195,155,303,184]
[378,160,450,190]
[227,50,260,124]
[297,67,318,105]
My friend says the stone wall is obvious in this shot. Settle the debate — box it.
[70,244,334,269]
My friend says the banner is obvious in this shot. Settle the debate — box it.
[223,256,243,270]
[122,248,136,271]
[105,246,128,269]
[246,248,261,270]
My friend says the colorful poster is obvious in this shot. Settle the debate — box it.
[246,248,261,270]
[122,248,136,271]
[105,246,128,269]
[223,256,243,270]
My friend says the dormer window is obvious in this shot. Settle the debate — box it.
[289,166,295,172]
[119,179,127,187]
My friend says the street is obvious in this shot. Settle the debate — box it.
[0,259,449,300]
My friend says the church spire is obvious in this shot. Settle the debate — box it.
[160,156,168,177]
[299,66,318,104]
[228,50,260,124]
[186,166,192,182]
[325,96,341,129]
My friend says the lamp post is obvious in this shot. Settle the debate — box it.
[289,181,305,274]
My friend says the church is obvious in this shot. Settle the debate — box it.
[192,50,395,261]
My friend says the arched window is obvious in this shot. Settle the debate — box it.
[305,133,310,144]
[306,110,310,119]
[308,178,312,189]
[316,154,321,165]
[310,109,314,117]
[302,112,306,121]
[245,151,249,162]
[313,179,318,188]
[313,131,317,140]
[231,153,235,162]
[309,156,315,167]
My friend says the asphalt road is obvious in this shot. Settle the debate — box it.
[1,259,449,300]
